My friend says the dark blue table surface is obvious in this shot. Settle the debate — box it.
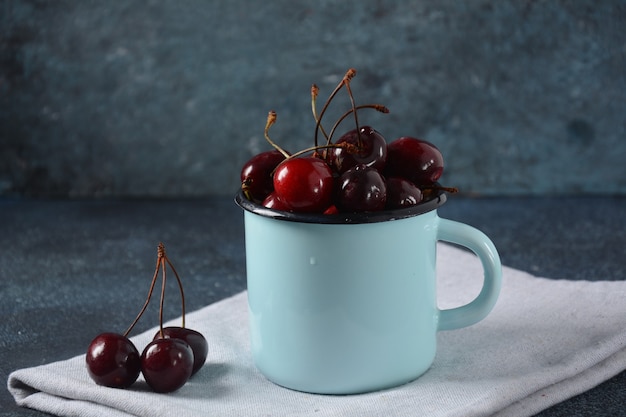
[1,195,624,417]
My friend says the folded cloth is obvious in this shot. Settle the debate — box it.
[8,243,626,417]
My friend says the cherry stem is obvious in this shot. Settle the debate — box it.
[165,257,186,329]
[326,104,389,146]
[343,76,361,146]
[122,244,164,338]
[423,185,459,193]
[311,84,329,143]
[285,142,352,161]
[158,257,167,338]
[314,68,356,148]
[264,111,290,158]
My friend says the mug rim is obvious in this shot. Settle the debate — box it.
[234,189,448,224]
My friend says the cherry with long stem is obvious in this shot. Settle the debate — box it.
[326,104,389,147]
[87,243,206,391]
[149,244,208,377]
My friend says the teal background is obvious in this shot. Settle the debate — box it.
[1,0,625,198]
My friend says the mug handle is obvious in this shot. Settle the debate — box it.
[436,218,502,331]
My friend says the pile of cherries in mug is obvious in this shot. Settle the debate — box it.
[241,68,456,214]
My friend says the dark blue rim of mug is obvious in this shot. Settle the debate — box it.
[234,189,448,224]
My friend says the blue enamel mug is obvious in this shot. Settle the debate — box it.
[235,190,501,394]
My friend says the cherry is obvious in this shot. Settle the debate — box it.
[385,137,444,185]
[240,150,286,202]
[329,126,387,174]
[335,164,387,212]
[141,338,194,393]
[154,327,208,376]
[273,157,334,213]
[385,177,423,209]
[239,68,457,215]
[86,332,141,388]
[262,191,292,211]
[85,243,207,392]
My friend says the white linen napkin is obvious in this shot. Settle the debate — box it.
[8,243,626,417]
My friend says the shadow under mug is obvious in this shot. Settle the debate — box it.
[235,190,502,394]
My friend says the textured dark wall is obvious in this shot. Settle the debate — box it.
[1,0,625,198]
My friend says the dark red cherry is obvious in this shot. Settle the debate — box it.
[329,126,387,174]
[385,177,423,209]
[154,327,208,376]
[273,157,334,213]
[141,338,194,393]
[240,150,286,201]
[335,164,386,212]
[86,332,141,388]
[262,191,292,211]
[385,137,444,185]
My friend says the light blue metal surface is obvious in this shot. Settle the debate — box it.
[243,207,501,393]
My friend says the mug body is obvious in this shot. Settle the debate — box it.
[243,206,441,394]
